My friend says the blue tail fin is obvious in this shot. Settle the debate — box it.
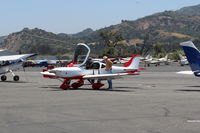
[180,41,200,72]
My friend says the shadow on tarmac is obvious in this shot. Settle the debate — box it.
[176,88,200,92]
[115,86,142,89]
[186,86,200,88]
[0,81,29,83]
[41,86,135,92]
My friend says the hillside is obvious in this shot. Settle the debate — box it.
[72,28,94,38]
[177,4,200,16]
[92,11,200,41]
[81,10,200,54]
[1,4,200,56]
[0,28,81,55]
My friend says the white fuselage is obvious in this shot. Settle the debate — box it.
[49,65,128,78]
[0,62,22,74]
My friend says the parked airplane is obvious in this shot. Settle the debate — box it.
[144,54,170,66]
[178,54,188,66]
[143,55,153,67]
[41,43,141,90]
[177,41,200,76]
[0,52,36,81]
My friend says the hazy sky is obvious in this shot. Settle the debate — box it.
[0,0,200,36]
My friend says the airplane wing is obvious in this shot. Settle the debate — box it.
[0,53,37,61]
[83,72,139,80]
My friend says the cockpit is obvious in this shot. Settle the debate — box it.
[87,62,106,69]
[73,43,106,70]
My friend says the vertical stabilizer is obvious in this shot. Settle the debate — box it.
[180,41,200,72]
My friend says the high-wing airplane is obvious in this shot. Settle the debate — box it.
[41,43,141,90]
[0,52,37,81]
[177,41,200,76]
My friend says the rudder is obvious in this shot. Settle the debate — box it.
[123,54,141,69]
[180,41,200,72]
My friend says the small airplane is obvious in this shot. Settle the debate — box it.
[178,54,188,66]
[177,41,200,76]
[41,43,142,90]
[143,55,153,67]
[144,54,170,67]
[0,51,37,81]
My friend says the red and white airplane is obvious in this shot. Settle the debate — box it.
[41,43,141,90]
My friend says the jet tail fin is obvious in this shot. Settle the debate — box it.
[180,41,200,73]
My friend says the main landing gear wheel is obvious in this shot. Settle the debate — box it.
[13,75,19,81]
[92,83,104,90]
[1,75,7,81]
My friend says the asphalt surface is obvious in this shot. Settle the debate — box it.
[0,63,200,133]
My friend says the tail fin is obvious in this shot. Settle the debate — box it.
[145,55,150,59]
[123,54,141,69]
[145,55,152,60]
[164,54,168,59]
[180,41,200,72]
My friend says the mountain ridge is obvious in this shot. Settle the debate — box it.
[1,4,200,55]
[176,4,200,16]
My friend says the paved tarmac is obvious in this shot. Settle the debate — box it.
[0,63,200,133]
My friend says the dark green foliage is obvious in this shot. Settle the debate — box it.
[153,42,165,56]
[99,31,123,55]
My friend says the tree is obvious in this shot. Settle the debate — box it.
[153,42,165,57]
[99,31,123,55]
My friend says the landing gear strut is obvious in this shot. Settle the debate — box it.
[60,79,71,90]
[10,70,19,81]
[0,70,20,82]
[71,79,84,89]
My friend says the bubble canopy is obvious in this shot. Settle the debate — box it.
[73,43,90,67]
